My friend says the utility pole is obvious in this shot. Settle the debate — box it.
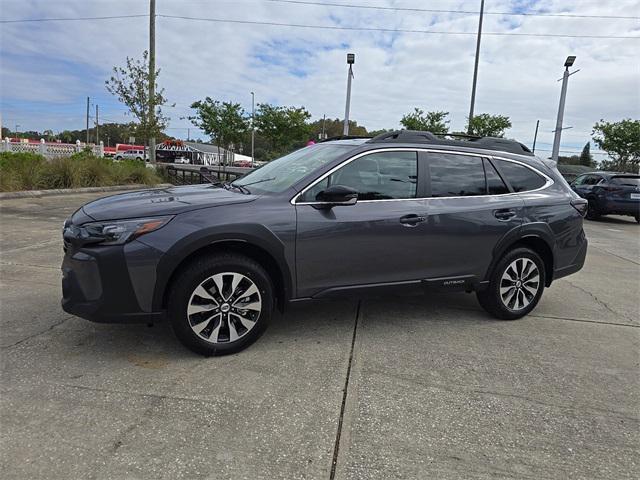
[149,0,157,163]
[95,105,99,144]
[187,128,190,141]
[251,91,255,167]
[552,56,577,162]
[467,0,484,134]
[321,114,326,140]
[343,53,355,136]
[86,97,90,144]
[531,120,540,153]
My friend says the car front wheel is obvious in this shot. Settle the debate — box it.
[477,247,545,320]
[168,253,273,356]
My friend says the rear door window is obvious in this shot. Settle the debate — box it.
[493,159,546,192]
[428,153,485,197]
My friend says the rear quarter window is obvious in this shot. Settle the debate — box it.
[494,159,547,192]
[611,176,640,186]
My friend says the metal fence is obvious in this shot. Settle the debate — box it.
[1,139,104,158]
[163,165,251,185]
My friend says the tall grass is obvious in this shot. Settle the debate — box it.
[0,151,161,192]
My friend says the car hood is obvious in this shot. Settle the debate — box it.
[80,184,258,222]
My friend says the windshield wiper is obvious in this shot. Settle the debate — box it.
[231,177,277,194]
[235,177,276,187]
[229,183,251,194]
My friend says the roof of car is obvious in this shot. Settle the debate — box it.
[321,130,534,157]
[578,171,639,177]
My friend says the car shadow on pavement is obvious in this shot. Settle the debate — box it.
[54,292,495,360]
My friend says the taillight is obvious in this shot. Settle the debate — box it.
[571,198,588,217]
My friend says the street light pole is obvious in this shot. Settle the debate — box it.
[552,56,577,162]
[467,0,484,134]
[343,53,355,136]
[149,0,157,164]
[251,91,255,167]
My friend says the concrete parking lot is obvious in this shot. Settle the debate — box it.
[1,190,638,480]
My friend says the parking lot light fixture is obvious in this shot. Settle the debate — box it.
[343,53,355,136]
[551,55,577,162]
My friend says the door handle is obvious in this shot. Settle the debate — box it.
[399,214,426,226]
[494,209,517,221]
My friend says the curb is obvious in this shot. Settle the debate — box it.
[0,184,174,200]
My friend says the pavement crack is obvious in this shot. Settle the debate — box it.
[564,279,635,323]
[329,300,360,480]
[1,315,74,349]
[387,374,639,424]
[0,261,60,270]
[590,244,640,266]
[530,313,638,328]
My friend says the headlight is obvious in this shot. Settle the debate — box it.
[81,216,174,245]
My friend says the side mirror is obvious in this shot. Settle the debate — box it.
[315,185,358,207]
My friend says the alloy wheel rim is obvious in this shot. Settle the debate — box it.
[499,258,540,311]
[187,272,262,344]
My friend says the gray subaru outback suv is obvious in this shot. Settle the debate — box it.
[62,130,588,355]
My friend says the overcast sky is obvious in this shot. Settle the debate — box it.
[1,0,639,158]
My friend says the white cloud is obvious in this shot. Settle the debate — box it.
[1,0,638,156]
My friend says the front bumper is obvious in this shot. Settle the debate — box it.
[61,241,165,324]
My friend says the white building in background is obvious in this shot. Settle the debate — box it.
[156,140,238,165]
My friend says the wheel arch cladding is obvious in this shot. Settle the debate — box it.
[488,224,556,288]
[505,236,555,287]
[154,229,292,314]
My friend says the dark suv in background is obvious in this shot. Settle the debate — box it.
[570,172,640,222]
[62,131,588,355]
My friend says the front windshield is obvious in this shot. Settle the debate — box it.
[233,144,353,193]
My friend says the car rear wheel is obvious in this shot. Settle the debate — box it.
[477,247,545,320]
[585,199,601,220]
[168,253,273,356]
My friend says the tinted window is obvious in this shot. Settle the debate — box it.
[611,176,640,186]
[301,151,417,201]
[494,160,546,192]
[428,153,485,197]
[484,159,509,195]
[573,175,587,186]
[584,175,601,186]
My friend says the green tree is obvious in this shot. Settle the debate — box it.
[105,51,171,158]
[254,103,311,158]
[557,155,581,166]
[466,114,512,137]
[579,142,594,167]
[400,108,449,133]
[592,119,640,173]
[308,117,368,140]
[189,98,249,166]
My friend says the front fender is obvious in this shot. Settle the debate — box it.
[149,223,294,311]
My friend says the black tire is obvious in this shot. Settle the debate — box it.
[635,215,640,224]
[167,253,273,356]
[477,247,546,320]
[585,199,601,220]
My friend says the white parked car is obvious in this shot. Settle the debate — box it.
[174,156,190,164]
[115,149,147,161]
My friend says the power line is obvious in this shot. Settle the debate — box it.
[0,14,148,24]
[158,14,639,39]
[266,0,640,20]
[2,12,637,38]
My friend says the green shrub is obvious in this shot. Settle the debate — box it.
[0,152,46,191]
[0,151,161,192]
